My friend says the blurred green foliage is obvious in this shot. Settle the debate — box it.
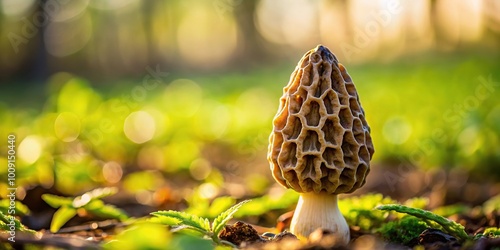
[0,200,30,216]
[432,204,470,218]
[0,50,499,199]
[483,194,500,214]
[42,187,128,232]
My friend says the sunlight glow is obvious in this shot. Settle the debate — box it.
[255,0,318,49]
[177,4,238,68]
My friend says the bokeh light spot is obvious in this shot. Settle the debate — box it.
[18,135,43,164]
[124,111,156,144]
[102,161,123,184]
[135,190,153,205]
[54,112,81,142]
[1,0,34,17]
[189,158,212,181]
[199,183,219,199]
[45,12,92,57]
[50,0,90,22]
[72,193,91,207]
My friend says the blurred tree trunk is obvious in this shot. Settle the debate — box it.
[27,0,50,82]
[429,0,441,46]
[483,0,500,38]
[429,0,460,48]
[233,0,270,66]
[141,0,155,66]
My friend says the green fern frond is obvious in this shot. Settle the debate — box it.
[151,210,211,234]
[212,200,250,235]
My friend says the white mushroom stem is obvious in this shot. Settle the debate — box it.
[290,192,350,244]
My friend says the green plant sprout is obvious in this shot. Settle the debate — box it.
[0,199,30,217]
[377,204,470,241]
[151,200,250,246]
[474,227,500,240]
[42,187,128,232]
[0,211,35,234]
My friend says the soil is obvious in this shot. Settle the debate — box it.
[2,208,499,250]
[2,168,500,249]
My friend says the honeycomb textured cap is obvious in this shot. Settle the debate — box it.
[268,45,374,194]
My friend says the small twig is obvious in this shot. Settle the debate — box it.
[56,219,124,233]
[0,231,100,250]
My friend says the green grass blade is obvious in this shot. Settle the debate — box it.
[84,200,128,221]
[41,194,73,208]
[50,206,77,233]
[376,204,470,241]
[212,200,250,236]
[151,210,211,234]
[0,200,31,216]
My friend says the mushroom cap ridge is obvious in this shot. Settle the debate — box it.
[268,45,374,194]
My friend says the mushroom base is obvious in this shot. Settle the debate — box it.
[290,192,349,244]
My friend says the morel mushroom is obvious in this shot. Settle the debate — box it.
[268,45,374,244]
